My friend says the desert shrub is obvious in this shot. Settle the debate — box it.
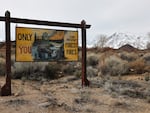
[120,52,137,62]
[100,55,129,76]
[78,51,82,62]
[145,75,150,81]
[0,63,5,75]
[143,53,150,65]
[129,59,146,74]
[12,62,30,79]
[0,57,5,75]
[147,97,150,103]
[74,66,98,79]
[12,62,47,79]
[87,53,99,66]
[44,62,61,79]
[11,55,16,66]
[87,66,98,77]
[144,66,150,72]
[62,62,78,75]
[0,53,5,58]
[74,70,82,78]
[63,64,74,75]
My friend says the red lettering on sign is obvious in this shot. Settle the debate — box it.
[19,46,31,54]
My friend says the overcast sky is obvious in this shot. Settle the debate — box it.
[0,0,150,45]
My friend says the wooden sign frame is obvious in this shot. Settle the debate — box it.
[0,11,91,96]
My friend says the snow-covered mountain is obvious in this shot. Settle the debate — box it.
[104,32,150,49]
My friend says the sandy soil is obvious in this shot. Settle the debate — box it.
[0,75,150,113]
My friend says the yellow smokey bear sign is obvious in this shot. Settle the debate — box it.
[16,27,78,62]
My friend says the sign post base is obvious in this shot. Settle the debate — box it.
[1,83,11,96]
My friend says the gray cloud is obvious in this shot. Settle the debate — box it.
[0,0,150,42]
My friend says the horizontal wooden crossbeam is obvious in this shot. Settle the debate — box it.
[0,16,91,28]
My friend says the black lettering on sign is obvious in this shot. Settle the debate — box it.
[65,43,77,48]
[18,33,32,41]
[19,46,31,54]
[66,38,76,42]
[66,49,77,55]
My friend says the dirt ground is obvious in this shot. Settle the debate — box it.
[0,75,150,113]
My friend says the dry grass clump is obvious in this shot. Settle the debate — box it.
[12,62,48,80]
[62,62,78,75]
[12,62,63,80]
[74,70,82,78]
[103,79,150,100]
[61,62,82,79]
[0,52,5,58]
[11,55,63,80]
[144,75,150,81]
[99,55,129,76]
[129,59,146,74]
[142,53,150,65]
[87,66,98,77]
[87,53,99,67]
[44,62,62,79]
[4,99,28,106]
[119,52,138,62]
[97,51,150,76]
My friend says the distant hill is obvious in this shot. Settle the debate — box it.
[118,44,138,52]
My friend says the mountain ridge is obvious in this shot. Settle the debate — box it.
[104,32,150,50]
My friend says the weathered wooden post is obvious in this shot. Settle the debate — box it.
[81,20,89,87]
[1,11,11,96]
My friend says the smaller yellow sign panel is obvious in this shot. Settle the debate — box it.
[64,32,78,61]
[16,27,78,61]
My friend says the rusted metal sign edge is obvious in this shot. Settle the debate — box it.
[0,16,91,29]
